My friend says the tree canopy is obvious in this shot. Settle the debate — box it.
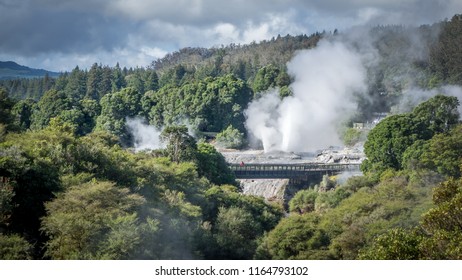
[362,95,460,175]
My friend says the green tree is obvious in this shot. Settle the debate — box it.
[362,114,424,174]
[252,64,281,94]
[144,74,251,133]
[41,180,148,259]
[64,66,87,103]
[359,228,422,259]
[0,87,14,132]
[126,71,145,94]
[419,176,462,259]
[362,95,460,175]
[214,206,262,259]
[289,189,319,213]
[57,109,86,135]
[314,187,351,213]
[200,185,283,259]
[79,98,101,134]
[429,15,462,85]
[86,63,102,100]
[95,87,143,143]
[77,131,138,188]
[0,142,61,253]
[260,213,331,260]
[145,70,159,92]
[0,178,14,233]
[0,234,32,260]
[215,125,245,149]
[342,127,364,147]
[30,89,71,130]
[358,172,462,260]
[196,142,236,185]
[111,63,126,92]
[411,95,459,135]
[420,124,462,178]
[160,125,197,163]
[159,64,188,87]
[316,170,436,260]
[11,98,36,131]
[99,65,113,98]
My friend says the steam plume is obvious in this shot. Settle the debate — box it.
[392,85,462,117]
[245,39,369,152]
[126,117,164,151]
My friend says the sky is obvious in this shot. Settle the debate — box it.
[0,0,461,72]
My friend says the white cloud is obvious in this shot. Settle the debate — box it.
[356,7,383,24]
[140,47,168,60]
[242,11,306,42]
[211,23,240,44]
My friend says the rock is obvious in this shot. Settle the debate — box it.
[239,179,289,203]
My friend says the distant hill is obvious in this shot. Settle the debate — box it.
[0,61,60,80]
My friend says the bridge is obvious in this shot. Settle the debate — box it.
[229,163,362,181]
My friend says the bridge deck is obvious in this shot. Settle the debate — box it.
[229,163,361,179]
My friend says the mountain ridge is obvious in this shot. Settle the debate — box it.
[0,60,60,80]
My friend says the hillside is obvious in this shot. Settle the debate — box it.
[0,61,60,80]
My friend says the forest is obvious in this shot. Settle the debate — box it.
[1,15,462,259]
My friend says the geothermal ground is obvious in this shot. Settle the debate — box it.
[219,144,365,165]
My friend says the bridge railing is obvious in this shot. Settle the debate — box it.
[229,163,361,171]
[229,163,361,179]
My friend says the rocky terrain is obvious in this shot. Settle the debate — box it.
[220,144,365,165]
[239,179,289,203]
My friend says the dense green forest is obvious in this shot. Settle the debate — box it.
[1,15,462,259]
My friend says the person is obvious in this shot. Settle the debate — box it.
[240,161,245,167]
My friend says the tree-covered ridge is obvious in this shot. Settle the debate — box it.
[152,33,322,78]
[0,33,320,102]
[0,61,60,81]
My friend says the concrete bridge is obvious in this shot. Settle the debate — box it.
[229,163,362,180]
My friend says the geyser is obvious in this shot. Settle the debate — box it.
[245,39,368,153]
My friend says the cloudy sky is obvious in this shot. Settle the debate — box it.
[0,0,461,71]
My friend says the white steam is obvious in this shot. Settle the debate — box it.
[392,85,462,117]
[126,117,164,152]
[245,40,369,152]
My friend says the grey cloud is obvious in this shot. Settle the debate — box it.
[107,0,295,25]
[0,0,460,71]
[294,0,462,26]
[0,1,131,56]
